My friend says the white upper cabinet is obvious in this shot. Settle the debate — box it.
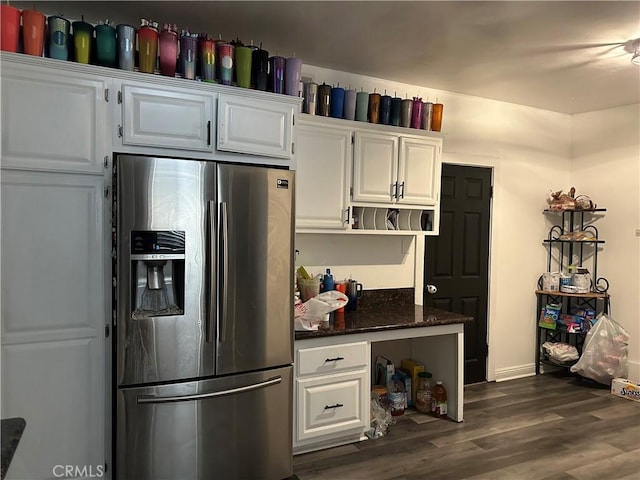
[397,137,441,206]
[352,131,399,204]
[295,119,352,229]
[118,81,215,152]
[217,93,295,160]
[352,130,441,207]
[0,60,109,173]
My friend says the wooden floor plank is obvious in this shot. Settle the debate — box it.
[564,448,640,480]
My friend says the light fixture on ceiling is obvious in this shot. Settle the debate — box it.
[632,39,640,65]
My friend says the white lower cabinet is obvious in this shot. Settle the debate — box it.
[293,339,370,454]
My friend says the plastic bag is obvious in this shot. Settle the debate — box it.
[542,342,579,363]
[570,313,630,385]
[294,290,348,331]
[365,394,395,439]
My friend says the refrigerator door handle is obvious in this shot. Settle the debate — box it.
[218,201,229,342]
[136,376,282,404]
[207,200,216,343]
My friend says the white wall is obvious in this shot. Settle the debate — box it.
[300,64,572,382]
[571,104,640,381]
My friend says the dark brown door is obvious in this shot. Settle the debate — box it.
[425,164,492,385]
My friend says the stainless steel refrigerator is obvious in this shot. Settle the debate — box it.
[114,155,294,480]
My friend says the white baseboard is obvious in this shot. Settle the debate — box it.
[494,364,536,382]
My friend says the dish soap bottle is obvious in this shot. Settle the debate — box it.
[322,268,335,292]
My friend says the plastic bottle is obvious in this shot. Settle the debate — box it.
[431,381,448,418]
[415,371,432,414]
[322,268,335,292]
[388,374,406,416]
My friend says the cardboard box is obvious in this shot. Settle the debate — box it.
[400,358,424,405]
[374,356,395,386]
[611,378,640,402]
[395,369,413,407]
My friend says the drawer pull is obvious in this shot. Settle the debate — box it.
[325,356,344,362]
[324,403,344,410]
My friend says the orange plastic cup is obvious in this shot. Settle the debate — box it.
[21,9,46,56]
[335,282,347,313]
[1,5,21,52]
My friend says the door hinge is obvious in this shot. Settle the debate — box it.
[351,134,354,144]
[490,186,493,198]
[291,142,295,155]
[292,115,295,126]
[105,324,110,338]
[104,462,108,474]
[104,156,109,169]
[104,186,110,198]
[118,125,123,138]
[104,89,109,102]
[117,90,122,104]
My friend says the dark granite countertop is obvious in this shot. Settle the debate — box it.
[295,288,473,340]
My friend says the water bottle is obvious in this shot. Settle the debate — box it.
[322,268,334,292]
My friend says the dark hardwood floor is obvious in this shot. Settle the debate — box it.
[293,373,640,480]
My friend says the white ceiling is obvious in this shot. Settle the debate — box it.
[22,1,640,114]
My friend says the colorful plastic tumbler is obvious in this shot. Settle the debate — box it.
[355,90,369,122]
[380,94,392,125]
[138,19,158,74]
[22,9,46,56]
[252,47,269,90]
[422,102,433,131]
[198,33,216,82]
[217,42,234,85]
[411,97,423,129]
[285,57,303,96]
[368,92,381,124]
[431,102,444,131]
[400,98,413,127]
[235,46,253,88]
[72,20,93,64]
[180,31,197,80]
[269,56,285,93]
[343,88,357,120]
[159,24,178,77]
[116,24,136,71]
[316,83,331,116]
[330,86,345,118]
[1,5,21,53]
[95,21,117,67]
[390,96,402,126]
[47,15,70,60]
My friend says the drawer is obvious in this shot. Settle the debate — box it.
[296,371,367,442]
[296,341,368,376]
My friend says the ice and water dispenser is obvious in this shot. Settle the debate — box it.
[130,230,185,318]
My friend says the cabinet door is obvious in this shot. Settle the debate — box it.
[296,122,352,229]
[120,82,214,152]
[352,131,398,203]
[1,170,106,479]
[295,370,368,443]
[217,94,294,159]
[1,63,109,173]
[397,137,442,205]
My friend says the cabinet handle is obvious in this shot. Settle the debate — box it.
[392,182,398,199]
[324,403,344,410]
[207,120,212,146]
[399,181,405,199]
[325,356,344,362]
[344,207,351,224]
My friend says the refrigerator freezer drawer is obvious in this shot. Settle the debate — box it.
[116,366,293,480]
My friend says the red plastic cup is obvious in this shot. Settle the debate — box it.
[1,5,21,52]
[21,9,46,56]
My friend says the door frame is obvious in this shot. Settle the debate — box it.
[415,156,499,382]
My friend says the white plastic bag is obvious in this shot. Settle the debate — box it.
[294,290,348,331]
[570,313,629,385]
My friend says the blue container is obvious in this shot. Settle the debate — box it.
[330,87,345,119]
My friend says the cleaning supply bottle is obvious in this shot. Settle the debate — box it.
[322,268,335,292]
